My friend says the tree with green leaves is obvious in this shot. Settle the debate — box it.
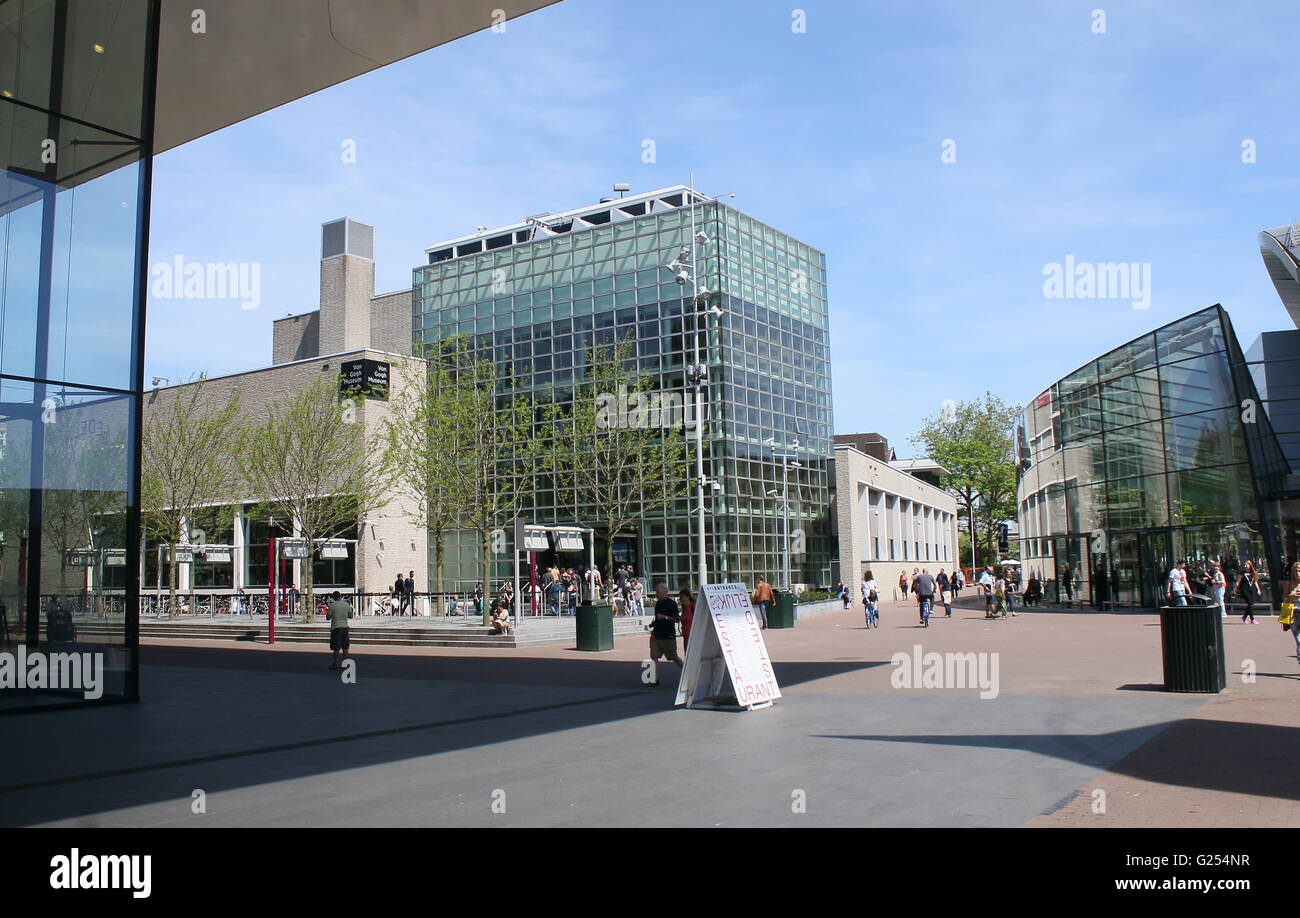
[237,376,390,622]
[548,336,690,583]
[909,392,1019,568]
[447,345,547,625]
[142,376,243,619]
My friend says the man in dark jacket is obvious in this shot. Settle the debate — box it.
[395,573,408,616]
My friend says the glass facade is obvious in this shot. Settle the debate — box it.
[0,0,159,710]
[1016,305,1292,609]
[412,190,835,591]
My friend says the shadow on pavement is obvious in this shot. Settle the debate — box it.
[813,718,1300,802]
[0,644,882,825]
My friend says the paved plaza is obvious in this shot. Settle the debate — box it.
[2,598,1297,827]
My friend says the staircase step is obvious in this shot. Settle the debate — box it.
[70,615,652,649]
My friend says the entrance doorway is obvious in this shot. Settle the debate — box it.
[1110,530,1172,608]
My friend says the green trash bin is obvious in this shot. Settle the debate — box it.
[1159,604,1226,693]
[767,591,795,629]
[575,602,614,651]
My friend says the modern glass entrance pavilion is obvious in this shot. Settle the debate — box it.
[0,0,562,712]
[1014,305,1292,610]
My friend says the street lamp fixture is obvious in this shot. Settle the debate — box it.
[768,439,801,592]
[661,175,731,590]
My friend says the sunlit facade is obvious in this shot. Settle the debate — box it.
[411,186,835,591]
[1015,306,1292,609]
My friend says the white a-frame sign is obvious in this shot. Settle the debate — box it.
[675,582,782,710]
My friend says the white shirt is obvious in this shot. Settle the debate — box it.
[1168,568,1188,595]
[861,579,876,600]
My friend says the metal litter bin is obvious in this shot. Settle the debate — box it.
[767,591,795,629]
[1159,604,1226,693]
[575,602,614,651]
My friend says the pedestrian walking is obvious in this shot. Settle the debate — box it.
[327,590,353,670]
[647,581,684,684]
[1236,561,1261,624]
[1167,561,1190,607]
[898,570,909,601]
[404,570,417,616]
[679,589,695,649]
[978,565,995,617]
[1285,561,1300,666]
[936,569,953,617]
[996,573,1016,617]
[752,575,774,629]
[1209,561,1227,618]
[861,570,879,627]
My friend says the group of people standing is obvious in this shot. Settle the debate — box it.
[1167,558,1268,624]
[382,571,419,615]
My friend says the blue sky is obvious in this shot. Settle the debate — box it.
[145,0,1300,453]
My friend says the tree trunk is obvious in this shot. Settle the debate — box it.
[301,540,314,623]
[168,538,179,621]
[480,532,491,626]
[434,528,445,614]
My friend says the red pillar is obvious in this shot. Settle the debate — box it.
[267,536,276,645]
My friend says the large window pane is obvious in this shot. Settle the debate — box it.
[1157,310,1225,364]
[1160,352,1235,417]
[1100,370,1160,428]
[1103,473,1169,530]
[1103,422,1165,481]
[1169,463,1255,527]
[1165,407,1248,471]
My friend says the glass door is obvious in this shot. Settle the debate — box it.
[1111,532,1140,607]
[1139,530,1172,609]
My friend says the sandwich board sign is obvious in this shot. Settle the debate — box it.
[675,582,781,711]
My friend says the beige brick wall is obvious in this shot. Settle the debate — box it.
[142,349,427,595]
[272,311,320,365]
[834,446,959,607]
[369,289,411,354]
[318,254,375,355]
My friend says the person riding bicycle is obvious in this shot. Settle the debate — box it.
[914,569,936,627]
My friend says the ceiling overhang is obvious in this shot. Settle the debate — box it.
[154,0,563,153]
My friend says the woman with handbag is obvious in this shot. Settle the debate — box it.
[1236,561,1260,624]
[1284,561,1300,665]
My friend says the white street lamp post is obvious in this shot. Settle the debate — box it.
[665,175,730,590]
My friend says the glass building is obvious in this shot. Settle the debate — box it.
[0,0,162,710]
[412,186,835,591]
[1015,305,1293,609]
